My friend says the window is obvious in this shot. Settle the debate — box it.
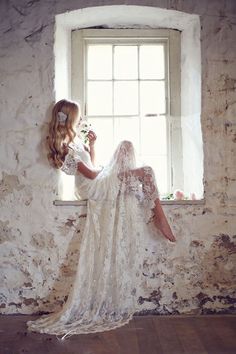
[55,7,204,204]
[71,29,182,198]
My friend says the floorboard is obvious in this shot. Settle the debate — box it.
[0,314,235,354]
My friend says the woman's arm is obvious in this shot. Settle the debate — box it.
[87,130,97,167]
[82,143,95,167]
[89,143,95,166]
[77,161,102,179]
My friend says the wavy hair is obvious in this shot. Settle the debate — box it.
[47,99,80,168]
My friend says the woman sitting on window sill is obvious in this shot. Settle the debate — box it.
[27,98,176,340]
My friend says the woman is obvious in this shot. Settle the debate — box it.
[27,99,176,339]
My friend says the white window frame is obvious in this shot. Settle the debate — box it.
[71,28,183,195]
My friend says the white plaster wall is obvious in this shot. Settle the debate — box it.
[0,1,235,316]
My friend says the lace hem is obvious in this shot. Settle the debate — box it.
[117,164,160,225]
[138,192,159,225]
[27,310,135,339]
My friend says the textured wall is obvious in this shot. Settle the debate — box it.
[0,0,236,316]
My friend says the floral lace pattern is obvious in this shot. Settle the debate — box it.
[27,139,160,339]
[60,149,82,175]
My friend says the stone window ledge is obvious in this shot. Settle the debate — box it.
[53,199,206,206]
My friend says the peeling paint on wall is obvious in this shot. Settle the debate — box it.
[0,172,24,201]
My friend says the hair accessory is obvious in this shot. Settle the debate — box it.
[57,111,67,124]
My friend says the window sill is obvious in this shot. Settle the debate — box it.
[53,199,206,206]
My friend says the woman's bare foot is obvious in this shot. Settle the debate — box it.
[154,216,176,242]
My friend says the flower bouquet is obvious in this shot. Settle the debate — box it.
[162,189,197,200]
[77,120,92,144]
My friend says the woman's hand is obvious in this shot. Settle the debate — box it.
[87,130,97,146]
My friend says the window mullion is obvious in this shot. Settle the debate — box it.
[138,44,141,156]
[84,40,88,118]
[112,44,115,149]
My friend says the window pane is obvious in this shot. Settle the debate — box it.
[114,117,139,150]
[88,118,114,165]
[87,45,112,79]
[140,81,166,115]
[87,81,112,116]
[114,46,138,79]
[140,45,165,79]
[114,81,138,115]
[140,115,167,155]
[139,155,168,194]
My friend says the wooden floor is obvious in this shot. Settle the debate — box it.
[0,314,236,354]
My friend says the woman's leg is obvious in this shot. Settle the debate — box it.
[153,198,176,242]
[118,166,176,242]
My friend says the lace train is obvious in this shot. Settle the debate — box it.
[26,140,160,339]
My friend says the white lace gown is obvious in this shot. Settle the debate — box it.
[27,137,161,339]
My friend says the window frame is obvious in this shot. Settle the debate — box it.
[71,28,182,195]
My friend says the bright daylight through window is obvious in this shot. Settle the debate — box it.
[69,29,182,200]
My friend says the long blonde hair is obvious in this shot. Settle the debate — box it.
[47,99,80,168]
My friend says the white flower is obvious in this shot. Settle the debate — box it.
[57,111,67,123]
[78,121,92,143]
